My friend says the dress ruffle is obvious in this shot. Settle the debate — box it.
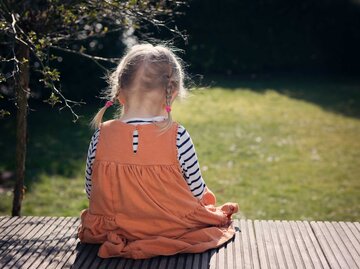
[78,200,238,259]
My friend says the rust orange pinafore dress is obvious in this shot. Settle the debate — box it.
[78,119,238,259]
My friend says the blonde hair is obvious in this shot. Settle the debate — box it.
[91,43,187,130]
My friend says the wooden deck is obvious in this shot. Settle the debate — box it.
[0,216,359,268]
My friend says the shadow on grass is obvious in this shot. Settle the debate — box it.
[0,103,99,191]
[205,74,360,119]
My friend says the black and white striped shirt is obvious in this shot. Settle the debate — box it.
[85,117,206,200]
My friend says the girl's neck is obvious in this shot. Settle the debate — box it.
[120,106,167,121]
[119,89,167,121]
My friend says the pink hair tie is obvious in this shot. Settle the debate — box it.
[105,101,113,108]
[165,105,172,113]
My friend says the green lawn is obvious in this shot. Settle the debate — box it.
[1,78,359,221]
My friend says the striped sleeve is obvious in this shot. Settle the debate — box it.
[177,125,206,199]
[85,128,100,199]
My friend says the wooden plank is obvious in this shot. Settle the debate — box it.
[0,216,14,228]
[208,246,219,269]
[51,218,83,269]
[339,222,360,256]
[0,217,22,251]
[175,254,186,269]
[0,216,22,233]
[282,221,305,268]
[274,221,296,268]
[289,220,315,269]
[244,219,260,269]
[226,236,235,269]
[354,222,360,232]
[0,216,49,268]
[268,221,287,268]
[208,248,217,269]
[59,242,87,269]
[113,258,126,269]
[2,217,54,268]
[157,256,169,269]
[123,258,135,269]
[1,218,55,268]
[233,219,243,268]
[76,244,100,269]
[166,254,178,269]
[97,256,118,269]
[140,258,152,269]
[0,216,30,254]
[192,253,201,269]
[2,217,360,269]
[217,242,226,269]
[10,217,65,269]
[298,221,330,269]
[200,251,210,269]
[311,221,343,269]
[27,218,71,269]
[85,247,104,269]
[147,256,160,269]
[240,220,260,269]
[0,216,37,266]
[129,260,142,269]
[53,225,84,268]
[324,221,359,268]
[34,217,78,268]
[254,220,270,269]
[319,221,356,268]
[39,217,77,268]
[262,220,281,268]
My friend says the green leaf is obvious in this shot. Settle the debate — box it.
[43,92,62,107]
[42,67,60,82]
[0,109,10,118]
[0,73,5,83]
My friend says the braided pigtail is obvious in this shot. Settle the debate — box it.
[90,99,115,129]
[158,69,174,132]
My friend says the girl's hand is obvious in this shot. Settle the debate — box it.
[221,203,239,218]
[217,203,239,227]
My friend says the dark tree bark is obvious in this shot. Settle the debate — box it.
[12,41,30,217]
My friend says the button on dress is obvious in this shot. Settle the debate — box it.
[78,120,238,259]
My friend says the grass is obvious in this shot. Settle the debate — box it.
[0,77,359,221]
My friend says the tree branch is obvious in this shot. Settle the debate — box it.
[11,14,84,121]
[50,45,120,71]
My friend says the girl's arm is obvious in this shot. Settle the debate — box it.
[177,125,207,200]
[84,128,100,199]
[200,186,216,205]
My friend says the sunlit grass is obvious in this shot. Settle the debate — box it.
[173,88,360,221]
[0,86,359,221]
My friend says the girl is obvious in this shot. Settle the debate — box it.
[78,43,238,259]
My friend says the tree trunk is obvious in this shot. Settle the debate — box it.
[12,42,30,217]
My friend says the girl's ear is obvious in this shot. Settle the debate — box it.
[117,90,126,105]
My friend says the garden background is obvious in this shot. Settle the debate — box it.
[0,0,359,221]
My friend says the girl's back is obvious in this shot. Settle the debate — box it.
[89,120,196,220]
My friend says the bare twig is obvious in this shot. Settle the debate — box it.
[10,13,20,92]
[50,45,119,71]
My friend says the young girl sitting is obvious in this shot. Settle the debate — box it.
[78,43,239,259]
